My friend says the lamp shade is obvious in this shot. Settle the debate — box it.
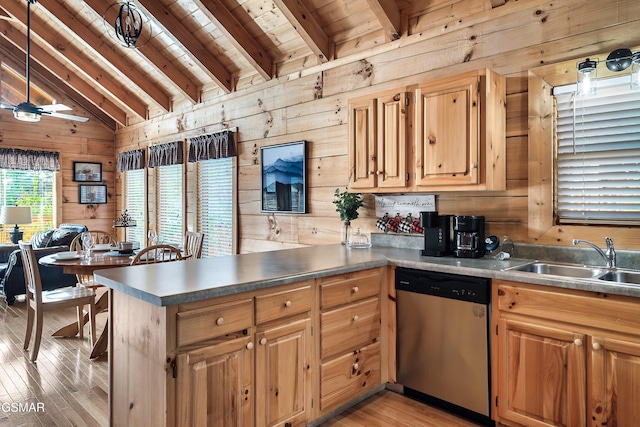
[0,206,33,225]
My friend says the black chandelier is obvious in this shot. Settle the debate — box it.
[104,1,151,49]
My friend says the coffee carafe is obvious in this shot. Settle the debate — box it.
[420,211,451,257]
[453,215,485,258]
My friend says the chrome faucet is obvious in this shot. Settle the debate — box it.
[572,237,616,268]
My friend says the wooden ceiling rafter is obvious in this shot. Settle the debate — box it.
[136,0,234,93]
[83,0,202,104]
[365,0,402,40]
[196,0,273,81]
[272,0,331,63]
[0,1,148,120]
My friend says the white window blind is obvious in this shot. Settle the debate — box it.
[156,164,183,245]
[124,169,145,245]
[197,157,235,257]
[0,169,53,240]
[555,80,640,224]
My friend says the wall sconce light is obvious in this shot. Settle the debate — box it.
[577,48,640,96]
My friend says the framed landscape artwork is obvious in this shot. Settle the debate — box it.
[261,141,306,213]
[73,162,102,182]
[79,184,107,204]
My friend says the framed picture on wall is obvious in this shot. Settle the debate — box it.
[73,162,102,182]
[260,140,306,213]
[79,184,107,204]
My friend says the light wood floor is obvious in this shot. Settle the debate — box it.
[0,293,480,427]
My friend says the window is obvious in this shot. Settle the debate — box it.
[124,169,145,245]
[554,77,640,224]
[156,164,183,246]
[197,157,236,257]
[0,169,54,241]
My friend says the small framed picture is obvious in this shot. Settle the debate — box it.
[79,184,107,204]
[261,141,306,213]
[73,162,102,182]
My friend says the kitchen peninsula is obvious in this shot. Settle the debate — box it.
[95,244,640,426]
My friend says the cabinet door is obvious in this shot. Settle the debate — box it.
[414,73,479,187]
[176,335,253,427]
[348,97,377,189]
[590,335,640,426]
[376,91,407,188]
[498,317,586,427]
[255,318,312,427]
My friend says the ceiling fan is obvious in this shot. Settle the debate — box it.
[1,0,88,123]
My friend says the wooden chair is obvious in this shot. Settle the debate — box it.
[20,242,96,362]
[130,244,184,265]
[70,230,117,288]
[182,231,204,259]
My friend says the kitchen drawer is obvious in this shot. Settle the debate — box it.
[255,283,312,325]
[320,341,381,414]
[176,298,253,347]
[320,297,380,359]
[320,268,383,310]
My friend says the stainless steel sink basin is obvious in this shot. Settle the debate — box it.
[598,270,640,285]
[506,262,606,279]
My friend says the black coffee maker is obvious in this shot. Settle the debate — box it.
[420,211,451,257]
[453,215,485,258]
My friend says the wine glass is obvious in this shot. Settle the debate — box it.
[81,232,95,260]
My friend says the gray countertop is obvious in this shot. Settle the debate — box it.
[94,244,640,306]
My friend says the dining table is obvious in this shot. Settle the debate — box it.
[39,250,134,358]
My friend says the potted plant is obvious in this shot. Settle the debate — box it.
[333,188,364,244]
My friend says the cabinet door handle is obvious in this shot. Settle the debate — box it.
[592,342,602,351]
[352,362,359,371]
[352,286,359,293]
[260,338,267,345]
[353,315,359,322]
[376,170,383,176]
[216,317,224,326]
[574,338,583,347]
[284,300,292,307]
[246,342,254,350]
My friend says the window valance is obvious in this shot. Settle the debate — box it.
[117,149,146,172]
[188,130,236,162]
[0,148,60,171]
[148,141,183,168]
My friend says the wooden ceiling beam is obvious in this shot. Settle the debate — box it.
[137,0,233,93]
[1,1,148,119]
[365,0,401,40]
[0,22,127,126]
[82,0,201,105]
[37,0,171,113]
[197,0,273,81]
[272,0,330,63]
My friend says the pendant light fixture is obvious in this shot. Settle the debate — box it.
[103,1,151,49]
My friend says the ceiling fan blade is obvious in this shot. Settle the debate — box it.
[39,104,72,112]
[1,104,16,111]
[46,111,89,122]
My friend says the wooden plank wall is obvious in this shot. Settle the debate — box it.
[0,56,116,236]
[111,0,639,253]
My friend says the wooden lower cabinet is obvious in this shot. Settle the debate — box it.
[494,279,640,427]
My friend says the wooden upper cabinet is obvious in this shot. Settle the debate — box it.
[414,68,506,191]
[348,90,408,191]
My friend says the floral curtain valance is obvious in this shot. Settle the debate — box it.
[188,130,236,162]
[117,148,146,172]
[148,141,183,168]
[0,148,60,171]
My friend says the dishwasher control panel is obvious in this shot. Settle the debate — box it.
[395,267,490,304]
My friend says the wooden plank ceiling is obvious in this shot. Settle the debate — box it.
[0,0,503,130]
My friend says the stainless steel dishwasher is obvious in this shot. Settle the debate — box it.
[395,267,493,426]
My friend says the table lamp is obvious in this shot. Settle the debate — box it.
[0,206,33,244]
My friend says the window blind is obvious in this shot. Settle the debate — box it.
[555,80,640,224]
[198,157,235,257]
[124,169,145,245]
[156,164,183,245]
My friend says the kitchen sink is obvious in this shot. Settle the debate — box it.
[598,270,640,285]
[506,262,606,279]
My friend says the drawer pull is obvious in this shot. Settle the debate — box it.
[284,300,292,307]
[352,362,359,371]
[592,342,602,351]
[574,338,583,347]
[216,317,224,326]
[352,286,359,293]
[260,338,267,345]
[246,342,254,350]
[353,315,359,322]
